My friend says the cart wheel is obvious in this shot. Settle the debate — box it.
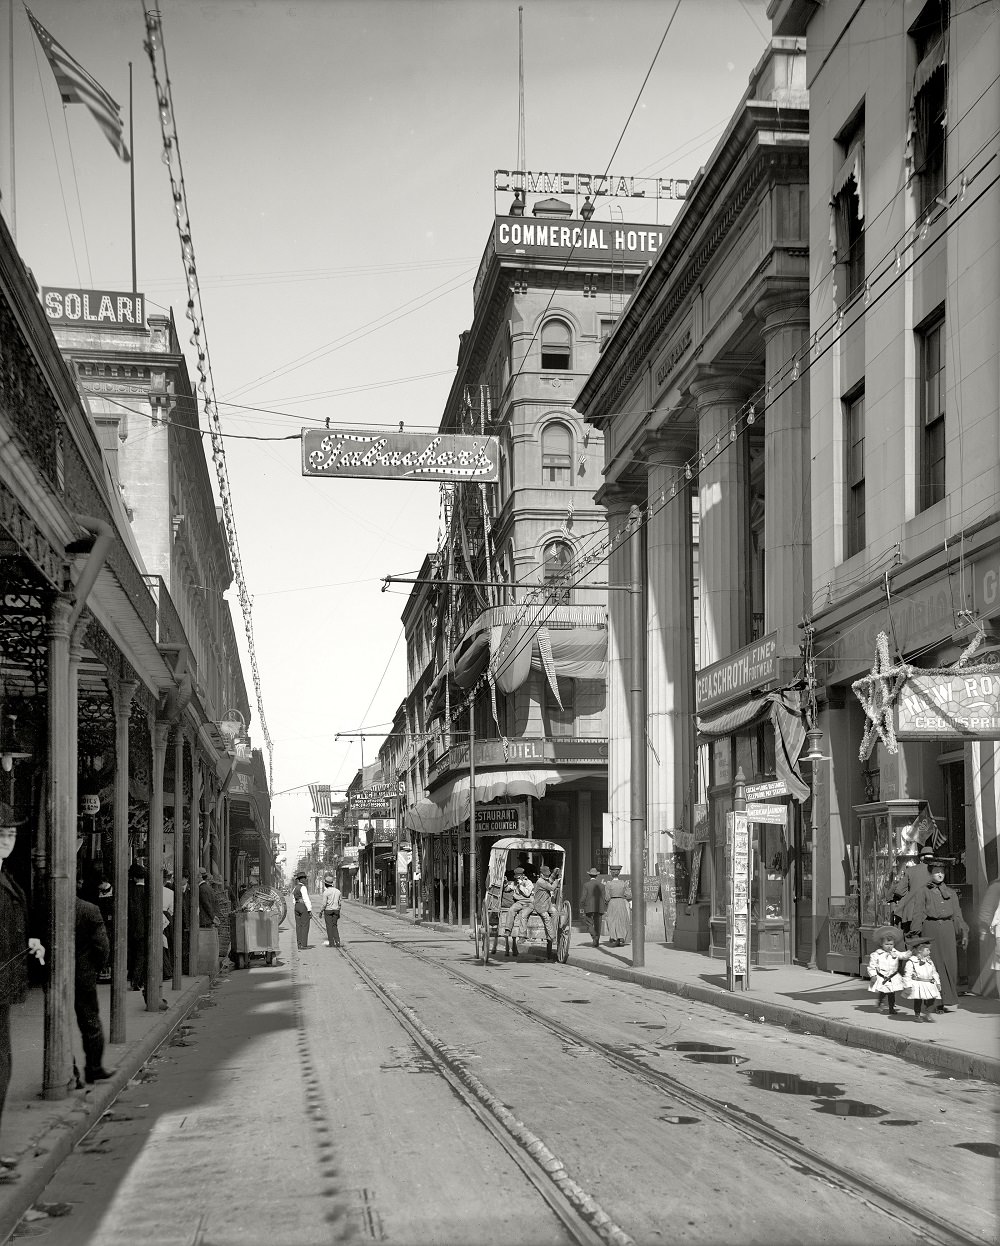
[264,952,275,966]
[557,901,572,964]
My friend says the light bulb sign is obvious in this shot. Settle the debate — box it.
[302,429,498,483]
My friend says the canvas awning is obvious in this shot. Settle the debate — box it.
[697,689,810,802]
[404,766,603,835]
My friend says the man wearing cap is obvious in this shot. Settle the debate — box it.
[580,867,607,948]
[292,872,313,949]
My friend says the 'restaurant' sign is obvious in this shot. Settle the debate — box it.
[42,286,145,328]
[696,633,779,714]
[495,216,665,262]
[302,429,498,482]
[895,671,1000,739]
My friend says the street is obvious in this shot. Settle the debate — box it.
[13,906,996,1246]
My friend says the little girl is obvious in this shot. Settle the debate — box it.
[867,930,910,1014]
[904,938,942,1021]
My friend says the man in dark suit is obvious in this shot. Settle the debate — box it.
[75,893,112,1083]
[580,867,607,948]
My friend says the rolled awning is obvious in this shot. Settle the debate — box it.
[488,616,607,693]
[697,689,810,802]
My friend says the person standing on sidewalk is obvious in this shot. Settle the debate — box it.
[318,874,343,948]
[907,859,968,1012]
[866,926,910,1015]
[580,867,607,948]
[904,938,942,1021]
[292,872,313,949]
[603,864,631,947]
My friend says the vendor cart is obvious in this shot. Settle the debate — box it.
[230,885,285,968]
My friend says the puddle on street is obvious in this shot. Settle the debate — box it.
[879,1120,921,1126]
[744,1070,845,1098]
[954,1142,1000,1158]
[561,999,592,1004]
[666,1041,731,1052]
[684,1053,749,1065]
[659,1115,699,1125]
[812,1099,888,1118]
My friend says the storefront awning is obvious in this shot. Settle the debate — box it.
[697,689,810,803]
[405,766,603,835]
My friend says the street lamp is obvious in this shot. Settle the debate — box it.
[801,726,831,970]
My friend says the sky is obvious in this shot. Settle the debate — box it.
[1,0,772,869]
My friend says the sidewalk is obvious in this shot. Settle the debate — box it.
[0,973,210,1244]
[375,905,1000,1084]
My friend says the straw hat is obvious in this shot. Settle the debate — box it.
[872,924,904,946]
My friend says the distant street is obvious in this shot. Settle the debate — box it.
[22,906,996,1246]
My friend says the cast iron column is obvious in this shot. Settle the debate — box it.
[110,678,136,1044]
[628,505,646,964]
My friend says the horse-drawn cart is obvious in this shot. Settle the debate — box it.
[473,837,572,965]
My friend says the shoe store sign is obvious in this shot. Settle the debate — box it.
[302,429,498,482]
[894,671,1000,739]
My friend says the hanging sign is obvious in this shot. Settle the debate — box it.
[726,811,751,991]
[745,779,789,801]
[81,794,101,815]
[302,429,498,482]
[894,671,1000,739]
[745,803,788,825]
[42,286,145,328]
[697,634,779,713]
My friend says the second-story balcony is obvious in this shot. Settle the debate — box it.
[451,601,606,692]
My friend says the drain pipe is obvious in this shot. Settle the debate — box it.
[67,514,115,629]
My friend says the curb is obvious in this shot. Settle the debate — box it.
[368,906,1000,1085]
[0,975,211,1245]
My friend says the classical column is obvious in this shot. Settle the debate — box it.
[188,747,201,980]
[109,678,136,1045]
[644,434,697,943]
[690,368,755,667]
[146,716,170,1011]
[601,485,637,870]
[171,728,184,989]
[758,296,811,657]
[43,595,73,1100]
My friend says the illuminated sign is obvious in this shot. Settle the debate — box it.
[42,286,145,328]
[895,671,1000,739]
[696,634,779,714]
[495,170,690,200]
[495,217,665,262]
[302,429,498,483]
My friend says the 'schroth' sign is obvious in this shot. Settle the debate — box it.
[302,429,498,482]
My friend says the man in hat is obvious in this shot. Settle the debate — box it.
[292,872,313,949]
[505,868,534,954]
[580,867,607,948]
[892,845,936,932]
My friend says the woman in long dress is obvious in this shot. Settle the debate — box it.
[603,864,631,947]
[907,859,968,1010]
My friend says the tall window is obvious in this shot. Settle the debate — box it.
[832,107,865,300]
[543,676,575,737]
[542,539,573,603]
[844,388,866,557]
[541,421,572,484]
[540,319,572,370]
[919,311,946,510]
[910,1,949,216]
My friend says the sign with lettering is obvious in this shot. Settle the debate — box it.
[495,217,665,263]
[495,170,690,200]
[42,286,145,328]
[696,633,779,713]
[351,785,396,812]
[726,811,751,990]
[466,804,520,836]
[894,671,1000,739]
[302,429,498,482]
[745,779,789,801]
[745,803,788,825]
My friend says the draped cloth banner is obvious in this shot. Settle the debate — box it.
[405,767,604,836]
[696,689,810,803]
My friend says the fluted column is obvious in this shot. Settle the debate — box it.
[601,486,637,870]
[188,745,201,980]
[171,728,185,989]
[109,678,136,1044]
[759,296,811,657]
[43,595,73,1100]
[690,368,755,667]
[644,436,697,943]
[146,717,170,1011]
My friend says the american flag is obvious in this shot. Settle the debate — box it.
[26,7,130,163]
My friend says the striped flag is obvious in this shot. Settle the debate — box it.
[26,7,130,162]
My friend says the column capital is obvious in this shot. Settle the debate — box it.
[595,480,643,517]
[687,363,757,408]
[69,610,91,658]
[640,426,697,470]
[47,593,74,640]
[754,287,810,341]
[111,678,137,722]
[149,716,172,752]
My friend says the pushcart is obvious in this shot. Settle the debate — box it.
[230,885,285,968]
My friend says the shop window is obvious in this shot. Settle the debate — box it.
[918,310,946,510]
[542,539,573,603]
[540,319,572,370]
[831,107,865,301]
[909,1,949,216]
[844,387,866,556]
[541,421,573,485]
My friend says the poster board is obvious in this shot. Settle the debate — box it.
[726,811,751,991]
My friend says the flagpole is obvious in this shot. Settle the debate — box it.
[7,0,15,240]
[129,61,136,292]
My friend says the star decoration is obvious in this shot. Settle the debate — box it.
[852,632,909,762]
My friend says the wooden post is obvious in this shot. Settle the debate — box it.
[109,678,136,1045]
[146,717,169,1011]
[172,729,184,990]
[43,595,73,1099]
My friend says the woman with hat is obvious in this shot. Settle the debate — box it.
[866,925,911,1015]
[603,864,631,948]
[907,859,968,1011]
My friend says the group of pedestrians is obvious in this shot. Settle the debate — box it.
[292,871,343,950]
[580,863,632,948]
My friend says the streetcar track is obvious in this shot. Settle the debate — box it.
[344,913,991,1246]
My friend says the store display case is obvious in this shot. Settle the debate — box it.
[854,799,927,972]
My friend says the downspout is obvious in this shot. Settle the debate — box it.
[66,515,115,630]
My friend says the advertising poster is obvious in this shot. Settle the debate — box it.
[727,811,751,990]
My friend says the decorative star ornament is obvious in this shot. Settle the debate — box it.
[852,632,909,761]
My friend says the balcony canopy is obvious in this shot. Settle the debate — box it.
[452,604,607,693]
[405,765,604,836]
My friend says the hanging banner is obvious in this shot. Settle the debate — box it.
[302,429,498,482]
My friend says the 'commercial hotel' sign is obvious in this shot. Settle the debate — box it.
[495,216,665,262]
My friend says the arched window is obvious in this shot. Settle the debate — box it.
[540,319,572,370]
[542,539,573,603]
[541,421,572,485]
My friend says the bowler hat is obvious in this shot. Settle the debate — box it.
[294,871,308,880]
[587,867,600,876]
[0,804,23,829]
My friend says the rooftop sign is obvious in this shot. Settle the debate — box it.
[42,286,145,328]
[302,429,498,483]
[495,216,665,263]
[495,171,690,200]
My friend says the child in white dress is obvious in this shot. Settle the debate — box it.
[867,931,910,1015]
[904,938,942,1021]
